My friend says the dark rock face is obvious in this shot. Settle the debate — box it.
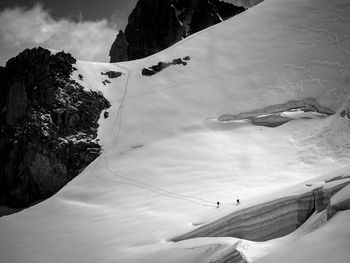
[124,0,183,61]
[0,47,110,208]
[109,0,245,62]
[109,30,129,62]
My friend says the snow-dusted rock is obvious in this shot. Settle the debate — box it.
[0,47,110,207]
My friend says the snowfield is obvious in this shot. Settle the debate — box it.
[1,0,350,262]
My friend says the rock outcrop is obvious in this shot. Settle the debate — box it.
[141,56,190,76]
[0,47,110,208]
[109,0,245,62]
[102,71,123,79]
[172,178,350,242]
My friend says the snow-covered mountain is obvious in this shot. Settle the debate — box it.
[1,0,350,262]
[109,0,245,62]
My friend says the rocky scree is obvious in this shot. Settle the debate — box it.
[0,47,110,208]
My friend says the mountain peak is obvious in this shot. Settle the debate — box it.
[109,0,245,62]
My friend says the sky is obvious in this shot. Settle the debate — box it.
[0,0,138,65]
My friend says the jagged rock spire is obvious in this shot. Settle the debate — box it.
[109,0,245,62]
[109,30,129,63]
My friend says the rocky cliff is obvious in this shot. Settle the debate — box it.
[109,0,245,62]
[109,30,129,63]
[0,47,110,208]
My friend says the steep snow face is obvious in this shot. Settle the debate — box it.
[76,0,350,154]
[1,0,350,263]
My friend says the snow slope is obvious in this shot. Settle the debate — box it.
[1,0,350,262]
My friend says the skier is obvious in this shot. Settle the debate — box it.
[236,199,240,205]
[216,201,220,208]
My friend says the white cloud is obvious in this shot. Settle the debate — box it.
[0,4,117,64]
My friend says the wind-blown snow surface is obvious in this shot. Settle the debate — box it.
[1,0,350,262]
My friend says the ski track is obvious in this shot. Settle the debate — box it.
[111,63,132,145]
[90,155,220,208]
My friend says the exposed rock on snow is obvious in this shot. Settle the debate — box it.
[0,47,110,208]
[101,71,123,79]
[172,178,350,243]
[109,0,245,62]
[142,57,190,76]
